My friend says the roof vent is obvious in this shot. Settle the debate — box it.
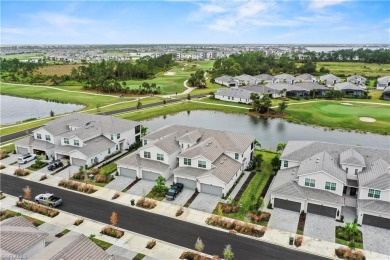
[220,161,224,164]
[223,157,227,160]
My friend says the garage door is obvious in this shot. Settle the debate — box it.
[119,167,137,178]
[274,198,301,212]
[16,147,29,155]
[307,203,337,218]
[176,177,196,190]
[201,183,223,196]
[142,170,160,181]
[363,214,390,229]
[71,158,86,167]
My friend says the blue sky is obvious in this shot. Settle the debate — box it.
[1,0,389,44]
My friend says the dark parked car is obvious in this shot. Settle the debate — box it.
[165,183,184,201]
[47,160,64,171]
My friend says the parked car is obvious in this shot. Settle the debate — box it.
[165,183,184,201]
[35,193,62,207]
[47,160,64,171]
[17,154,37,164]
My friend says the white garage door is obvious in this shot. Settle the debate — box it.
[176,177,197,190]
[16,147,29,155]
[71,158,86,167]
[142,170,160,181]
[200,183,223,196]
[119,167,137,178]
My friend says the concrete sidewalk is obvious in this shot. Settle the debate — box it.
[1,163,389,260]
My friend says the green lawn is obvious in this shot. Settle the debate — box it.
[316,62,390,77]
[117,100,247,121]
[90,237,113,250]
[1,53,45,60]
[286,101,390,134]
[219,150,276,221]
[335,238,363,249]
[100,162,117,175]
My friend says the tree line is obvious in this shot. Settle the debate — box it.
[210,52,316,79]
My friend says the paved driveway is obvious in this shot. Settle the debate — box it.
[105,176,135,191]
[268,209,300,233]
[361,225,390,255]
[304,213,336,242]
[0,154,19,165]
[162,188,195,206]
[128,179,155,196]
[54,166,79,179]
[189,193,220,213]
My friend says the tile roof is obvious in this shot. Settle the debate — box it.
[377,76,390,84]
[180,137,224,162]
[340,148,366,167]
[153,133,181,155]
[14,136,55,150]
[208,154,242,183]
[357,199,390,215]
[297,151,347,183]
[271,181,306,200]
[215,75,233,82]
[0,217,48,257]
[320,74,340,82]
[31,234,110,260]
[78,136,116,157]
[358,158,390,190]
[233,74,255,81]
[176,129,201,143]
[275,73,295,81]
[215,87,253,99]
[254,74,275,81]
[347,75,366,84]
[295,73,316,81]
[117,153,170,173]
[334,82,366,91]
[293,82,329,91]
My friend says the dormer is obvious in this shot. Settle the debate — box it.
[339,148,366,176]
[176,129,201,150]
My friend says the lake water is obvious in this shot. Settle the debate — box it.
[1,95,84,125]
[142,111,390,150]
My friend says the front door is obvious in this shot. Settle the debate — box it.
[343,186,347,195]
[350,187,357,196]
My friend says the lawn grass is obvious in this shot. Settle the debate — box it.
[335,238,363,249]
[100,162,117,175]
[22,214,45,226]
[133,253,145,260]
[316,62,390,77]
[145,191,165,201]
[219,150,276,222]
[1,53,45,60]
[117,100,247,121]
[285,101,390,134]
[90,237,113,250]
[0,144,15,154]
[0,210,45,226]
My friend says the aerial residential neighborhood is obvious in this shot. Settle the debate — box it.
[1,0,390,260]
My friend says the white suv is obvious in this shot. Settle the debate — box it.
[17,154,37,164]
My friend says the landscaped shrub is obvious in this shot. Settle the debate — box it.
[94,174,107,183]
[88,168,100,175]
[176,207,184,217]
[336,226,363,243]
[206,216,266,237]
[0,210,18,221]
[16,201,59,217]
[14,168,31,176]
[101,225,124,238]
[179,251,213,260]
[112,192,120,200]
[221,203,240,214]
[74,218,84,226]
[294,236,303,247]
[27,157,48,170]
[247,212,271,224]
[146,239,156,249]
[58,179,97,194]
[0,164,6,170]
[39,174,47,181]
[136,198,157,209]
[72,171,85,180]
[0,150,9,159]
[335,247,365,260]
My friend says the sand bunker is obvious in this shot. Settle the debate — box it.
[164,72,176,76]
[341,103,352,106]
[359,117,376,122]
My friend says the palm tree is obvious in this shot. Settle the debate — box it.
[250,93,259,111]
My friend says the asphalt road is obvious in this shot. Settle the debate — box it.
[0,174,327,260]
[0,94,205,143]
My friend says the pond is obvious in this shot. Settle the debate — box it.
[142,110,389,150]
[1,95,84,125]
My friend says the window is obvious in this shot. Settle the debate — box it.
[368,189,381,199]
[304,178,315,187]
[45,135,51,141]
[143,140,148,145]
[64,138,69,144]
[235,153,239,160]
[184,158,191,166]
[111,134,114,140]
[135,125,141,134]
[157,153,164,161]
[74,140,79,146]
[108,148,111,154]
[198,160,206,168]
[346,167,349,173]
[36,133,42,140]
[144,151,151,159]
[325,182,336,191]
[117,133,120,139]
[355,169,358,175]
[284,161,288,167]
[116,145,119,151]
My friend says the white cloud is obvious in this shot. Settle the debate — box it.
[33,12,96,27]
[309,0,348,9]
[237,1,269,18]
[200,4,226,14]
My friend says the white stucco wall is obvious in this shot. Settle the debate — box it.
[358,187,390,202]
[139,146,169,165]
[214,94,251,104]
[297,171,344,196]
[33,128,55,145]
[341,164,363,177]
[60,136,84,147]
